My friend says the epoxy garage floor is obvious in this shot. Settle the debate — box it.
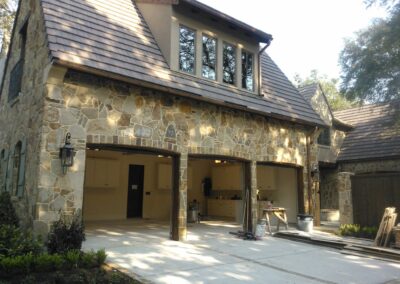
[83,220,400,284]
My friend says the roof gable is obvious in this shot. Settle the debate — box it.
[41,0,325,127]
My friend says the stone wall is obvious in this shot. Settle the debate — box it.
[320,168,338,209]
[35,69,318,239]
[0,0,50,229]
[337,172,354,225]
[340,159,400,174]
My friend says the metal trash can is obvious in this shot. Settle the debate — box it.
[297,214,313,232]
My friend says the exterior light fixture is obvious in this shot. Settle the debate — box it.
[311,164,320,182]
[59,133,75,174]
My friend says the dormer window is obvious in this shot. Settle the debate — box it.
[223,42,236,85]
[179,25,196,74]
[241,50,254,91]
[202,34,217,80]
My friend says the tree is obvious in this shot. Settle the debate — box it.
[0,0,18,57]
[294,70,355,111]
[339,0,400,103]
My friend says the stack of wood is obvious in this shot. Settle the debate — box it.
[374,207,398,247]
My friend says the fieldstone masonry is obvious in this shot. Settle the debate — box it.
[30,68,318,240]
[337,172,354,225]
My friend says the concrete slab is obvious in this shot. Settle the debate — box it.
[83,220,400,284]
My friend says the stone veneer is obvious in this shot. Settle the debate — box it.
[0,0,51,230]
[321,159,400,225]
[34,68,318,240]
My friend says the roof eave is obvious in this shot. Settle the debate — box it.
[178,0,273,43]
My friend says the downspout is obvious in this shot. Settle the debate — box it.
[258,40,272,96]
[306,127,319,215]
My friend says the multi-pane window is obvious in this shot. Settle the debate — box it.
[242,51,254,91]
[223,42,236,85]
[179,25,196,74]
[318,128,331,146]
[202,35,217,80]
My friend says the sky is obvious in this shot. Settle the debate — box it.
[198,0,387,83]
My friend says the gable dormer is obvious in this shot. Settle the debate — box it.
[136,0,272,95]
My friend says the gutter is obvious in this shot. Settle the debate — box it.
[258,40,272,96]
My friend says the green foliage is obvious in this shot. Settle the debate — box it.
[294,70,355,111]
[33,253,64,272]
[0,250,107,277]
[0,225,43,257]
[80,250,98,269]
[96,249,107,266]
[0,253,33,276]
[0,0,18,57]
[339,224,378,239]
[340,1,400,103]
[0,191,19,227]
[64,249,80,269]
[47,212,85,254]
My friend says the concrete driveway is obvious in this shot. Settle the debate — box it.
[83,220,400,284]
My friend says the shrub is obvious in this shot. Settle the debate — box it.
[0,191,19,227]
[339,224,378,239]
[34,253,64,272]
[80,250,98,269]
[47,212,85,254]
[64,249,81,269]
[96,249,107,266]
[0,253,34,276]
[0,225,43,257]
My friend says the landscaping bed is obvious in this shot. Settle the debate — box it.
[0,192,140,284]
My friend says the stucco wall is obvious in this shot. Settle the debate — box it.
[0,0,50,229]
[34,68,317,237]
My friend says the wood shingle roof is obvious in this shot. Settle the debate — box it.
[41,0,325,127]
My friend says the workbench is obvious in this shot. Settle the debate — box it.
[262,207,288,235]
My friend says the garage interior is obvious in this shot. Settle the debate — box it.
[82,146,300,234]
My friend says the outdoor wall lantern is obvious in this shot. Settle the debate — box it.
[311,164,320,182]
[59,133,75,174]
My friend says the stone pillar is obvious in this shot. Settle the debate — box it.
[338,172,354,225]
[250,161,258,232]
[172,152,188,241]
[34,65,87,237]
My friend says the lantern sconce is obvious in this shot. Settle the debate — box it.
[59,133,75,174]
[311,163,320,182]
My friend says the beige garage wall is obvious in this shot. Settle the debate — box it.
[83,150,172,221]
[258,166,298,223]
[187,159,213,215]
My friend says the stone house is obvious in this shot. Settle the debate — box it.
[0,0,325,240]
[300,83,400,227]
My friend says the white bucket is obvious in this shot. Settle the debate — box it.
[255,222,266,239]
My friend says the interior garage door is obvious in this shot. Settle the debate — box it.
[351,173,400,227]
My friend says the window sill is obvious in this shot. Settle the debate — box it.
[172,69,258,96]
[318,144,331,149]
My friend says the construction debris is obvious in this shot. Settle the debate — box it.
[374,207,398,248]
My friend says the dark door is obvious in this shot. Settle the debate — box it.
[352,173,400,226]
[127,165,145,218]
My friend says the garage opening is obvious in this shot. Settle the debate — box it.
[187,155,250,228]
[83,144,178,237]
[256,163,299,225]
